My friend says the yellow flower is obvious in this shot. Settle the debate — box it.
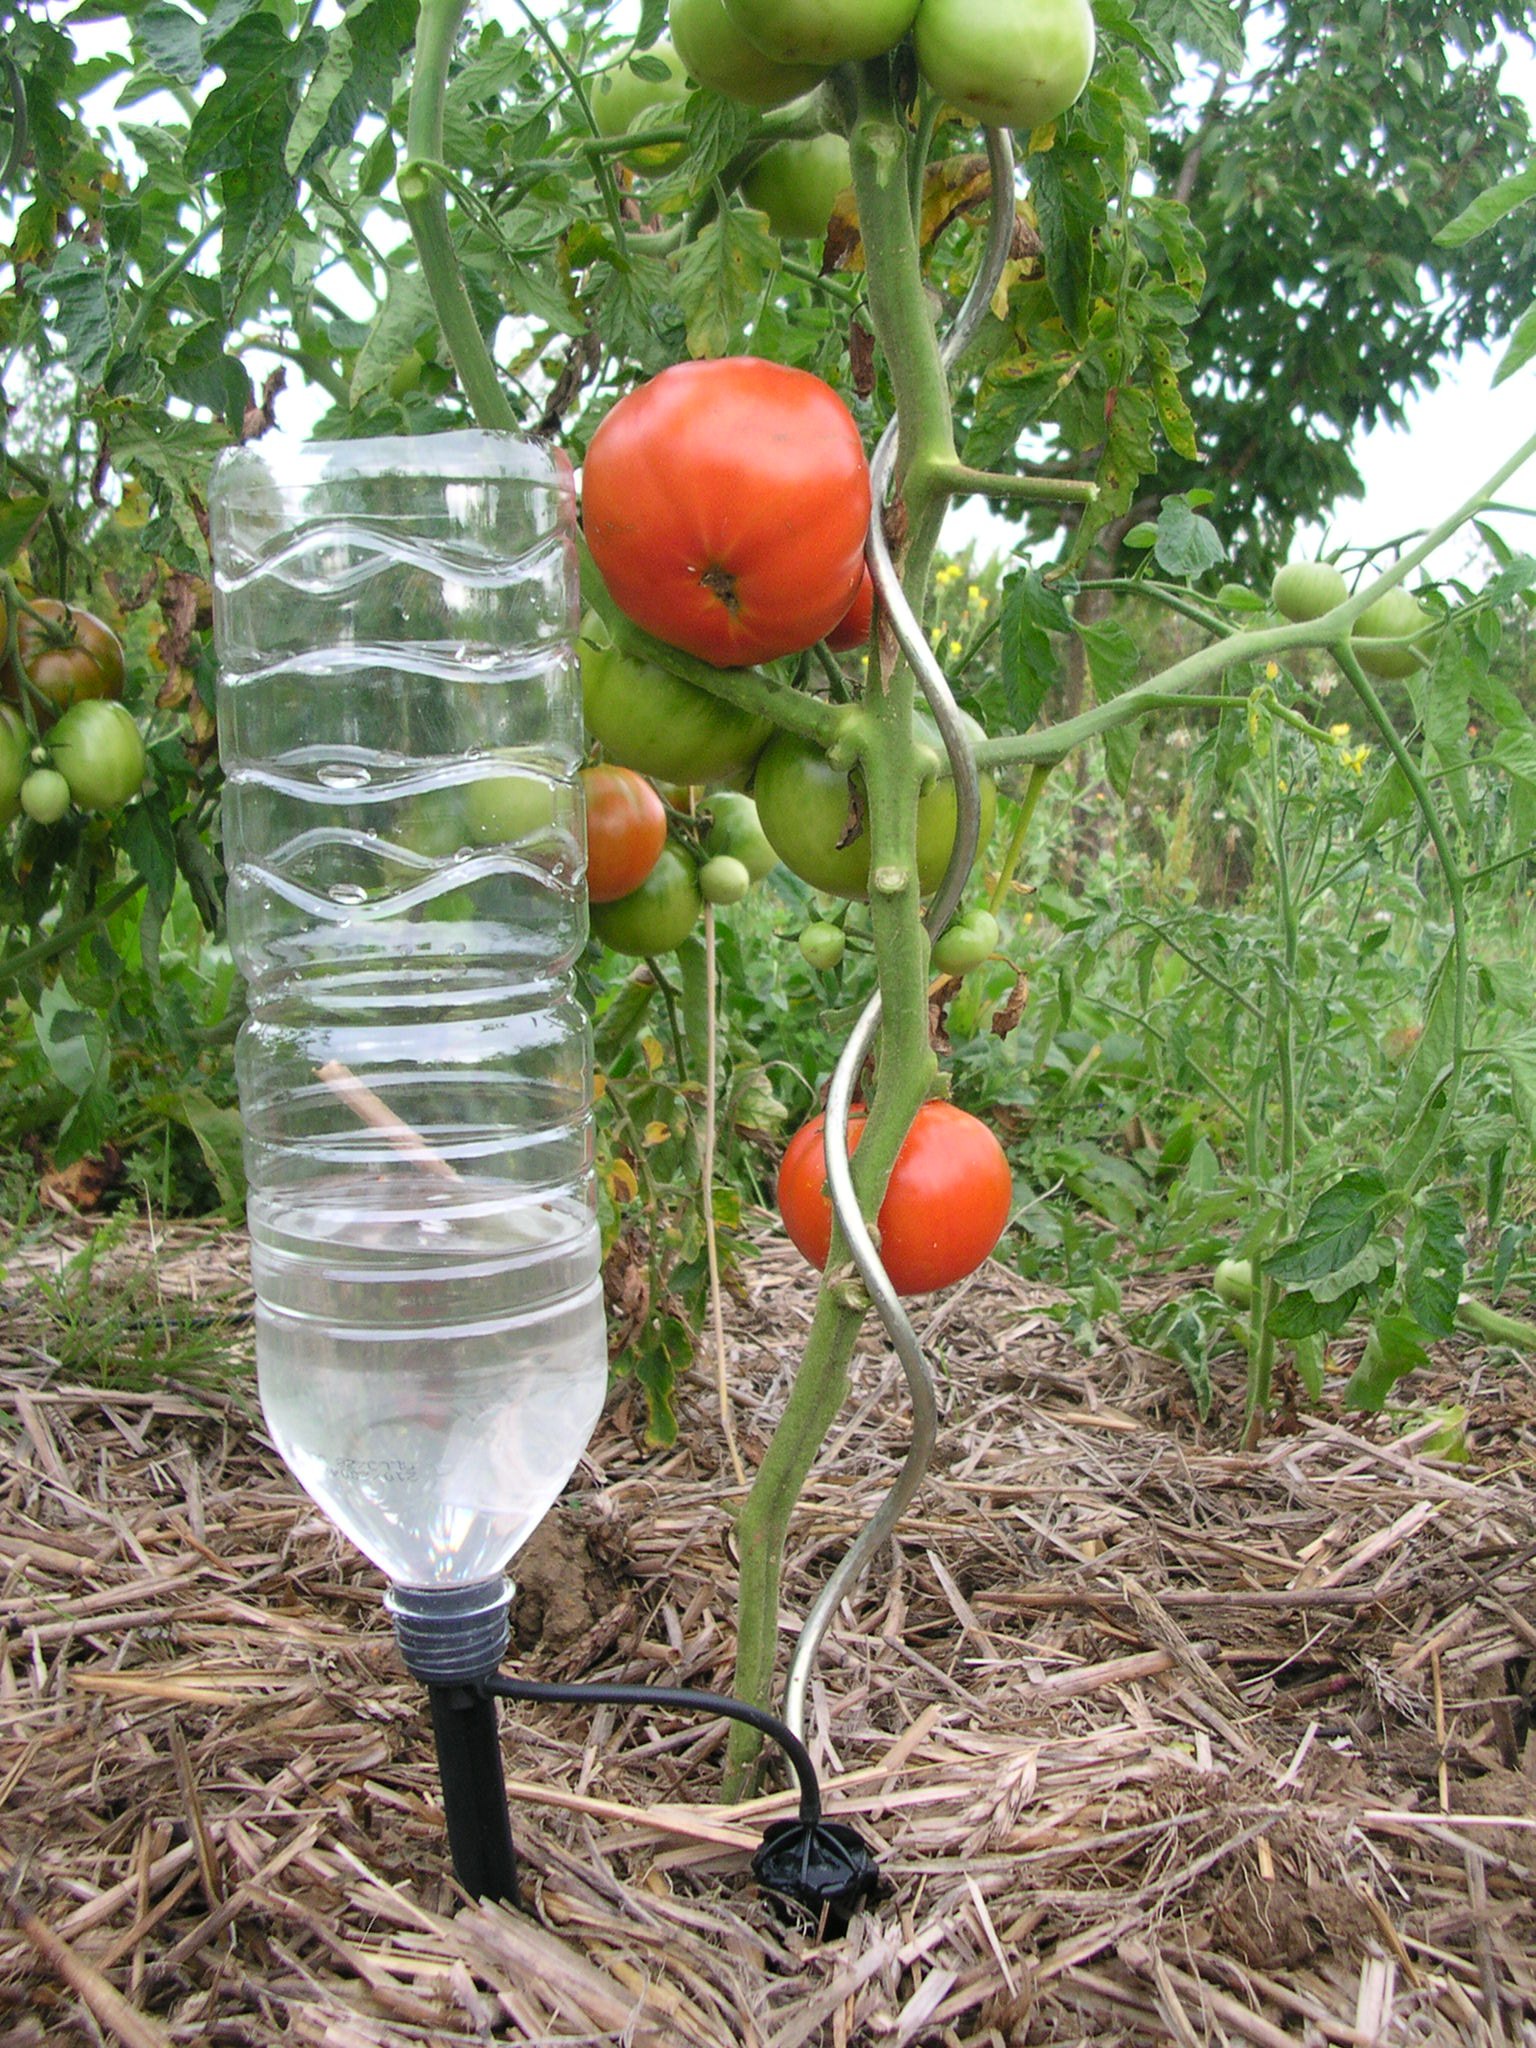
[1263,660,1280,681]
[967,583,988,609]
[1329,721,1352,743]
[1341,745,1372,774]
[935,562,962,587]
[948,638,964,659]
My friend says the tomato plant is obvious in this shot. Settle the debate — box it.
[699,852,751,904]
[777,1101,1013,1295]
[589,843,702,955]
[742,136,852,240]
[581,616,773,786]
[752,717,997,899]
[582,763,668,904]
[5,599,126,720]
[913,0,1096,130]
[581,358,871,667]
[47,700,146,812]
[668,0,826,105]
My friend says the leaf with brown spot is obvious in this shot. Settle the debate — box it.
[39,1145,125,1215]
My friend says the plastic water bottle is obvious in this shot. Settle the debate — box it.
[211,431,607,1634]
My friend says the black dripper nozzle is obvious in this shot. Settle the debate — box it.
[751,1817,885,1932]
[482,1674,883,1930]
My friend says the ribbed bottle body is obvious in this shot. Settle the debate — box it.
[213,432,605,1590]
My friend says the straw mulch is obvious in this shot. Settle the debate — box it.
[4,1218,1536,2047]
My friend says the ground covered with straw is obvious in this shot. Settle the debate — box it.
[3,1218,1536,2046]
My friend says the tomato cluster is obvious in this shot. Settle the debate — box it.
[1,600,145,827]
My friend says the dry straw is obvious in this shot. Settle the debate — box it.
[3,1217,1535,2043]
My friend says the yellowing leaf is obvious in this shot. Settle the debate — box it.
[642,1120,671,1146]
[606,1158,639,1203]
[641,1034,665,1073]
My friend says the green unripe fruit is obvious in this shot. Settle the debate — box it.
[590,42,690,170]
[742,136,852,240]
[668,0,827,105]
[703,791,777,879]
[48,700,146,812]
[1352,588,1434,679]
[20,767,72,825]
[723,0,918,67]
[1212,1258,1254,1309]
[0,706,28,827]
[1271,560,1348,622]
[699,853,752,904]
[914,0,1095,131]
[797,920,845,970]
[932,908,1000,977]
[589,844,703,956]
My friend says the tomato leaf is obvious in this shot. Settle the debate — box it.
[996,567,1069,732]
[1267,1170,1390,1288]
[1025,140,1100,344]
[1343,1312,1432,1412]
[1150,495,1225,580]
[1404,1190,1464,1340]
[674,207,778,359]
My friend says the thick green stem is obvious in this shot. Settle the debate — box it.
[933,460,1096,507]
[724,64,954,1791]
[402,0,518,432]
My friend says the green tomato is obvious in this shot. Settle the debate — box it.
[703,790,778,879]
[669,0,828,104]
[463,760,560,846]
[722,0,918,67]
[581,617,773,787]
[1212,1258,1254,1309]
[914,0,1095,131]
[0,705,28,827]
[590,42,690,170]
[752,714,997,901]
[1271,560,1348,622]
[742,135,852,240]
[932,908,1000,977]
[20,767,72,825]
[797,919,846,970]
[589,843,703,956]
[1351,587,1434,679]
[699,853,752,905]
[47,699,145,812]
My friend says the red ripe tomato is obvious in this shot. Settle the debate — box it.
[581,357,871,667]
[581,762,668,903]
[825,562,874,651]
[777,1099,1012,1294]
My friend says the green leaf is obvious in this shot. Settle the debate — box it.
[114,800,178,990]
[1267,1170,1389,1287]
[674,206,778,360]
[1026,140,1099,343]
[39,243,114,386]
[1404,1190,1464,1340]
[995,567,1069,731]
[1493,300,1536,386]
[351,264,438,405]
[1080,619,1141,797]
[1433,156,1536,247]
[0,494,48,563]
[1344,1312,1431,1411]
[1270,1284,1362,1339]
[175,1088,248,1219]
[1151,494,1225,579]
[1292,1334,1326,1401]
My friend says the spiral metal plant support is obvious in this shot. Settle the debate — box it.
[782,125,1018,1745]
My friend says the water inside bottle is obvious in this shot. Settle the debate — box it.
[250,1177,607,1588]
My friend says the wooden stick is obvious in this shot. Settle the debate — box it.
[315,1059,459,1179]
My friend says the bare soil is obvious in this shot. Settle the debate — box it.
[3,1217,1535,2045]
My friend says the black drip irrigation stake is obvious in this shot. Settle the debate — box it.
[478,1672,884,1931]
